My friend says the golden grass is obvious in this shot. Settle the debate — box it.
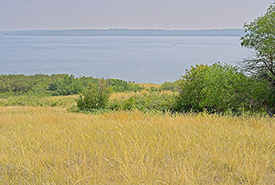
[0,95,77,108]
[0,107,275,184]
[110,92,140,100]
[138,83,161,89]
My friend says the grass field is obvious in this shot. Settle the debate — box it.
[0,95,77,108]
[1,106,274,184]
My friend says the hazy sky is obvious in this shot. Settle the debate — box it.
[0,0,273,31]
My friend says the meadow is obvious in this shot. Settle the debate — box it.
[0,75,274,184]
[0,106,275,184]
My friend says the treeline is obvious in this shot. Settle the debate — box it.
[0,74,144,96]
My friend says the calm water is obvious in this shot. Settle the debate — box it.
[0,36,252,83]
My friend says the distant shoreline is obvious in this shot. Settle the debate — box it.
[0,28,244,37]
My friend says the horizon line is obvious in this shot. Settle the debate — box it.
[0,28,244,32]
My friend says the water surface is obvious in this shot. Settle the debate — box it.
[0,36,252,83]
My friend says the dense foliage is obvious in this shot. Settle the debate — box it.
[77,80,111,110]
[241,2,275,59]
[240,1,275,116]
[160,81,178,92]
[0,66,270,116]
[0,74,143,96]
[175,63,268,114]
[108,93,176,113]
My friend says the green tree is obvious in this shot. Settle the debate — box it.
[175,63,264,114]
[240,1,275,116]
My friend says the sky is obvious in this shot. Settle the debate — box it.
[0,0,273,31]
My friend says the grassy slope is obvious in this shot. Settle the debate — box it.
[1,107,274,184]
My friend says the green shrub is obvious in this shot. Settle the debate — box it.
[106,79,144,92]
[109,92,176,113]
[175,63,266,114]
[77,80,111,110]
[49,75,83,95]
[160,81,178,92]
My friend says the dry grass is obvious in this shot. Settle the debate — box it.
[0,95,77,108]
[0,107,275,184]
[138,83,161,89]
[110,92,141,100]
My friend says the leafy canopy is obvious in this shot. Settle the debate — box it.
[241,2,275,58]
[175,63,267,114]
[240,1,275,116]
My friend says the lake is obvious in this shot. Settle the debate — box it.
[0,36,252,83]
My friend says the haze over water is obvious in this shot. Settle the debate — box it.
[0,36,252,83]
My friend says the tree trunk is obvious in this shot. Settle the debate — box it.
[265,103,274,117]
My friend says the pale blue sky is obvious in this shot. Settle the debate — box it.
[0,0,273,31]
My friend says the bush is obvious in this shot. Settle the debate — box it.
[49,75,83,95]
[108,92,176,113]
[175,63,266,114]
[160,81,178,92]
[77,80,111,110]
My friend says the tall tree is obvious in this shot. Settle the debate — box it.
[240,1,275,117]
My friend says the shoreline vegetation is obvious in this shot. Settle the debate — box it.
[0,60,272,117]
[0,63,271,117]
